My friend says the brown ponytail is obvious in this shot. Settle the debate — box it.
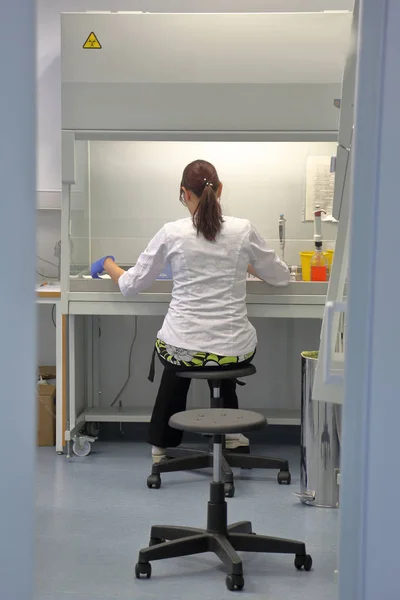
[180,159,223,242]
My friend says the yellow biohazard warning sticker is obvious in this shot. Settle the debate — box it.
[83,32,102,49]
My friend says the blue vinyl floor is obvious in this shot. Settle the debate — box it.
[35,442,338,600]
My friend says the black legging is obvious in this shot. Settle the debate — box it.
[148,356,253,448]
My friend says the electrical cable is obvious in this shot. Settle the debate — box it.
[51,305,56,328]
[109,316,138,407]
[36,271,59,279]
[37,255,59,268]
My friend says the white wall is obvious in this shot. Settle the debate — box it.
[36,210,60,366]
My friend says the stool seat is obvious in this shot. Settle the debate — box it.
[176,364,256,380]
[169,408,266,435]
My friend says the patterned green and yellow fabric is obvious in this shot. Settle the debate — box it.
[155,338,255,368]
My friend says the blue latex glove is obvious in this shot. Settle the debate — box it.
[90,256,115,279]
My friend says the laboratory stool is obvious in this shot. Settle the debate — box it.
[147,365,291,497]
[136,408,312,591]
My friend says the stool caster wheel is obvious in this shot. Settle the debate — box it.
[149,537,165,546]
[224,483,235,498]
[135,562,152,579]
[147,474,161,489]
[278,470,291,485]
[295,554,313,572]
[226,574,244,591]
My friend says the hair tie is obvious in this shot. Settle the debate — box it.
[203,178,213,188]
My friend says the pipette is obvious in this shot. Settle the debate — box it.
[313,205,325,247]
[279,214,286,261]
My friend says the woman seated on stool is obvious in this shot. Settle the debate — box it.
[91,159,290,463]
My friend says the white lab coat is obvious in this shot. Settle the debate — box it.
[118,216,289,355]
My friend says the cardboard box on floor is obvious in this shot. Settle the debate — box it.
[37,366,56,446]
[38,366,56,381]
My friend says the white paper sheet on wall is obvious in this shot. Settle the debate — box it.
[305,156,337,222]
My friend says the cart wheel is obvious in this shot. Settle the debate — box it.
[86,422,100,437]
[73,439,91,457]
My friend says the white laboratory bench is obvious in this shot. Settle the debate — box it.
[67,279,327,319]
[64,280,327,456]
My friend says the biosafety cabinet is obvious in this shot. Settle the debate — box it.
[61,11,351,308]
[60,11,352,451]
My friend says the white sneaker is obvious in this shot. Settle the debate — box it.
[225,434,250,450]
[151,446,166,463]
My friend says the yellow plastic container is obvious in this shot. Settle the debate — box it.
[299,252,314,281]
[300,250,335,281]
